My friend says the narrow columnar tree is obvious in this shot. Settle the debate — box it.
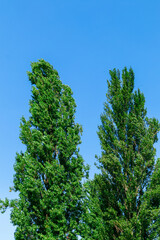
[0,60,86,240]
[90,68,160,239]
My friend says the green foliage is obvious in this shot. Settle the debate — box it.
[142,158,160,239]
[79,178,107,240]
[0,60,86,239]
[83,67,160,239]
[1,63,160,239]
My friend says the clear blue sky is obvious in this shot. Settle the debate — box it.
[1,0,160,238]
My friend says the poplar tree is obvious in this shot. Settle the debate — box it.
[89,68,160,239]
[0,60,86,239]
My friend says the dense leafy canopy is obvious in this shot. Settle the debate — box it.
[0,60,86,239]
[81,68,160,239]
[1,64,160,240]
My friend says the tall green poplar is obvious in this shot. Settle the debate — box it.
[0,60,86,239]
[89,68,160,239]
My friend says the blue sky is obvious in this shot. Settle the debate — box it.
[1,0,160,238]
